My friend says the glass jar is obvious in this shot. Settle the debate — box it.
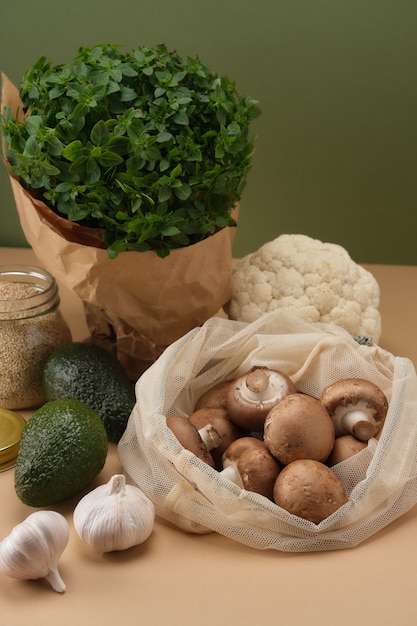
[0,265,72,409]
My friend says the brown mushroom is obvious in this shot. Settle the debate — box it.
[166,415,215,467]
[194,380,233,410]
[264,393,335,465]
[226,367,297,432]
[189,406,245,468]
[326,435,368,466]
[320,378,388,442]
[273,459,348,524]
[220,437,282,500]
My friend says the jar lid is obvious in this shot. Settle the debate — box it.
[0,408,26,472]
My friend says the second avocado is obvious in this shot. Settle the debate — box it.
[43,342,135,443]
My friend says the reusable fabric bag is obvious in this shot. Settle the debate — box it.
[118,311,417,551]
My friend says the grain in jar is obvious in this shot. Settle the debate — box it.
[0,265,72,409]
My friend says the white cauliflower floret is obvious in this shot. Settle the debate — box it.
[228,234,382,342]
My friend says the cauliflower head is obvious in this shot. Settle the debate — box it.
[228,234,381,342]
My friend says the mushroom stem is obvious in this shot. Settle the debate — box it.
[197,424,222,451]
[226,368,297,432]
[340,408,377,442]
[242,369,286,403]
[331,398,379,441]
[219,463,244,488]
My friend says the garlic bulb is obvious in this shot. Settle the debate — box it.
[0,510,69,592]
[73,474,155,553]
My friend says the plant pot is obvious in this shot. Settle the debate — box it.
[2,74,239,380]
[6,168,238,379]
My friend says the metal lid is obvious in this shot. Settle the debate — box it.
[0,408,26,472]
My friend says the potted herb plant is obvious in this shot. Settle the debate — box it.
[1,43,260,377]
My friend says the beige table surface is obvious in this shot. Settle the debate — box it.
[1,247,417,626]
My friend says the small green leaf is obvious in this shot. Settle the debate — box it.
[93,70,111,87]
[107,242,124,259]
[24,115,43,135]
[120,64,138,78]
[158,185,172,203]
[120,86,137,102]
[23,136,41,157]
[85,159,101,183]
[173,71,186,84]
[159,158,170,172]
[98,151,123,168]
[108,135,130,155]
[72,102,90,118]
[171,163,182,178]
[176,95,192,106]
[227,122,241,135]
[161,225,181,237]
[156,131,173,143]
[62,140,85,161]
[172,111,189,125]
[45,135,64,156]
[215,144,225,159]
[90,120,109,146]
[155,247,171,259]
[174,183,192,200]
[216,109,227,126]
[106,80,121,95]
[41,161,61,176]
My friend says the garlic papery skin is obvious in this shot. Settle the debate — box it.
[73,474,155,553]
[0,510,69,592]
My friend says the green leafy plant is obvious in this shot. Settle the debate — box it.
[1,43,260,258]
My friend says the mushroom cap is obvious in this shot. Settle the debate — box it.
[273,459,348,524]
[189,406,245,468]
[226,367,297,432]
[320,378,389,440]
[326,435,368,466]
[221,435,268,464]
[222,437,282,500]
[166,414,215,467]
[194,380,233,410]
[264,393,335,465]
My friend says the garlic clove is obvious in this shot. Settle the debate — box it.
[73,474,155,553]
[0,510,69,592]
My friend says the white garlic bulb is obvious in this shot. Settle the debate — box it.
[73,474,155,553]
[0,510,69,592]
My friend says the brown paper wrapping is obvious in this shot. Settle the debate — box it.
[2,74,238,379]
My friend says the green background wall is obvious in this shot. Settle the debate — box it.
[1,0,416,264]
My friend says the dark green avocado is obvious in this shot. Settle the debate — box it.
[43,341,135,443]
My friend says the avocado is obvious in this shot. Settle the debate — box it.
[15,399,108,506]
[42,342,135,443]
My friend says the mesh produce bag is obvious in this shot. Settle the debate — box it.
[118,311,417,551]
